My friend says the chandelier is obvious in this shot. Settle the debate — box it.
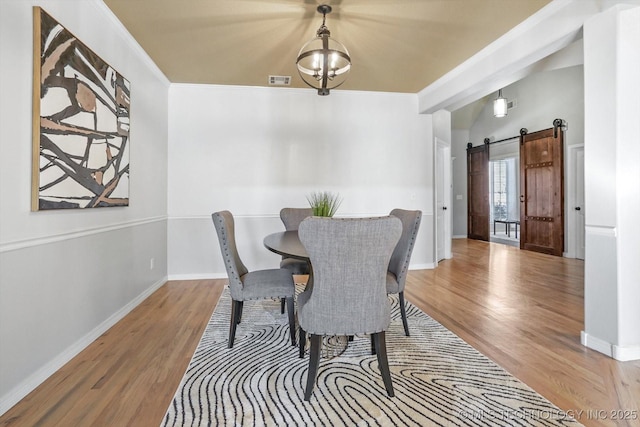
[296,5,351,96]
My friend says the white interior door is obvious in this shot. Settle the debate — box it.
[575,146,585,260]
[435,139,452,262]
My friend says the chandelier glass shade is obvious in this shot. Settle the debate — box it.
[493,89,508,117]
[296,5,351,96]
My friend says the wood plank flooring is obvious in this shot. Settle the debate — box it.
[2,239,639,426]
[406,239,640,427]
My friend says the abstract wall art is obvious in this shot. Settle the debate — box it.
[32,7,130,210]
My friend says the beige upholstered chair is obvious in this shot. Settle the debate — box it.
[212,211,296,348]
[387,209,422,336]
[297,216,402,401]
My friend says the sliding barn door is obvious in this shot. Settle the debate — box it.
[467,144,489,241]
[520,128,564,256]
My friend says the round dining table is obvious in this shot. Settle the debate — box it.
[263,230,308,261]
[264,230,313,290]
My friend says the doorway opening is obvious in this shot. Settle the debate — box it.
[489,158,519,247]
[466,124,565,256]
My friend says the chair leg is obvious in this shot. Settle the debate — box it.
[281,297,285,314]
[398,291,410,336]
[371,334,376,355]
[373,331,394,397]
[299,328,306,359]
[236,301,244,324]
[304,334,323,401]
[286,296,296,346]
[228,300,241,348]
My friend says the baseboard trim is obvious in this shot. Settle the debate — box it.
[0,276,168,417]
[581,331,640,361]
[612,344,640,362]
[168,273,227,281]
[412,263,436,270]
[169,265,435,281]
[581,331,612,357]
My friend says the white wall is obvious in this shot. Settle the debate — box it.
[451,65,585,242]
[469,66,584,147]
[451,129,469,237]
[168,84,435,278]
[0,0,170,413]
[582,4,640,361]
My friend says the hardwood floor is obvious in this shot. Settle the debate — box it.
[2,239,639,426]
[407,239,640,426]
[0,280,224,427]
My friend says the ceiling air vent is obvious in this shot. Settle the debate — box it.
[507,99,517,110]
[268,75,291,86]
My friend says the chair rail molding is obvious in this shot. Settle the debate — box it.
[0,216,167,253]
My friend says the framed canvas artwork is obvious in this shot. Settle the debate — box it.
[32,7,130,210]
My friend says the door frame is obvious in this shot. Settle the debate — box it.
[434,137,452,262]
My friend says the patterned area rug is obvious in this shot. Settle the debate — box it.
[162,285,581,426]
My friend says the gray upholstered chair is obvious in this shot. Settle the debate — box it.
[388,208,422,336]
[297,216,402,401]
[212,211,296,348]
[279,207,313,275]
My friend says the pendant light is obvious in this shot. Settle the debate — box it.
[296,5,351,96]
[493,89,508,117]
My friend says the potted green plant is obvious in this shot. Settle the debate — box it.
[306,191,342,217]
